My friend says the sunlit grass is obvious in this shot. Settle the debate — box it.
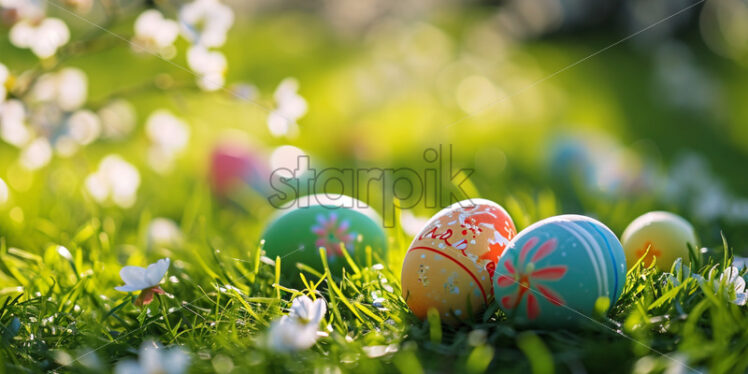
[1,180,746,372]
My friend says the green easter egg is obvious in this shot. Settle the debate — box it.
[262,194,387,280]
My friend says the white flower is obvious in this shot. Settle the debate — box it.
[0,177,9,205]
[70,109,100,142]
[733,256,748,271]
[31,68,87,111]
[267,78,307,137]
[0,99,31,147]
[0,63,8,103]
[9,17,70,59]
[145,110,190,173]
[178,0,234,48]
[133,9,179,57]
[53,110,101,157]
[114,339,189,374]
[56,245,72,260]
[186,46,227,91]
[0,0,45,23]
[97,99,136,139]
[85,155,140,208]
[115,258,170,306]
[19,137,51,170]
[717,266,747,306]
[148,218,182,248]
[146,110,189,154]
[289,295,327,324]
[268,296,327,353]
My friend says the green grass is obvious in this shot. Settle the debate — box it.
[2,6,748,374]
[0,185,746,373]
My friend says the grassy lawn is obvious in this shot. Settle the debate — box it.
[1,2,748,373]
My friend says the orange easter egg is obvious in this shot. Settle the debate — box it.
[401,199,516,323]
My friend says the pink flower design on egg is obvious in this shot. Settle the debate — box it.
[495,237,567,320]
[311,212,355,258]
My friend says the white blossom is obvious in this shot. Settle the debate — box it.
[0,177,9,205]
[178,0,234,48]
[186,46,227,91]
[289,295,327,323]
[267,78,307,137]
[116,258,169,292]
[0,63,8,103]
[145,110,190,173]
[0,0,45,23]
[717,266,747,306]
[146,110,189,154]
[114,339,189,374]
[268,296,327,353]
[115,258,170,307]
[31,68,87,111]
[54,109,101,157]
[85,155,140,208]
[0,99,31,147]
[133,9,179,58]
[9,17,70,59]
[19,137,51,170]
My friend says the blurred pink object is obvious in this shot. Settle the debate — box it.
[210,143,271,198]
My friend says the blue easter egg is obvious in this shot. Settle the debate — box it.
[493,215,626,327]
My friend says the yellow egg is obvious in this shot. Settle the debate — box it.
[621,211,698,271]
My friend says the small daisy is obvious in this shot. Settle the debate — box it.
[115,258,170,307]
[268,295,327,353]
[717,266,747,306]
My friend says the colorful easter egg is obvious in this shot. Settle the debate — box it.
[210,143,271,198]
[262,194,387,280]
[493,215,626,327]
[401,199,517,323]
[621,211,698,271]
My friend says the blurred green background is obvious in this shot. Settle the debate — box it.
[2,0,748,251]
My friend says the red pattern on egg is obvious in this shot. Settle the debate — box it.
[402,200,517,322]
